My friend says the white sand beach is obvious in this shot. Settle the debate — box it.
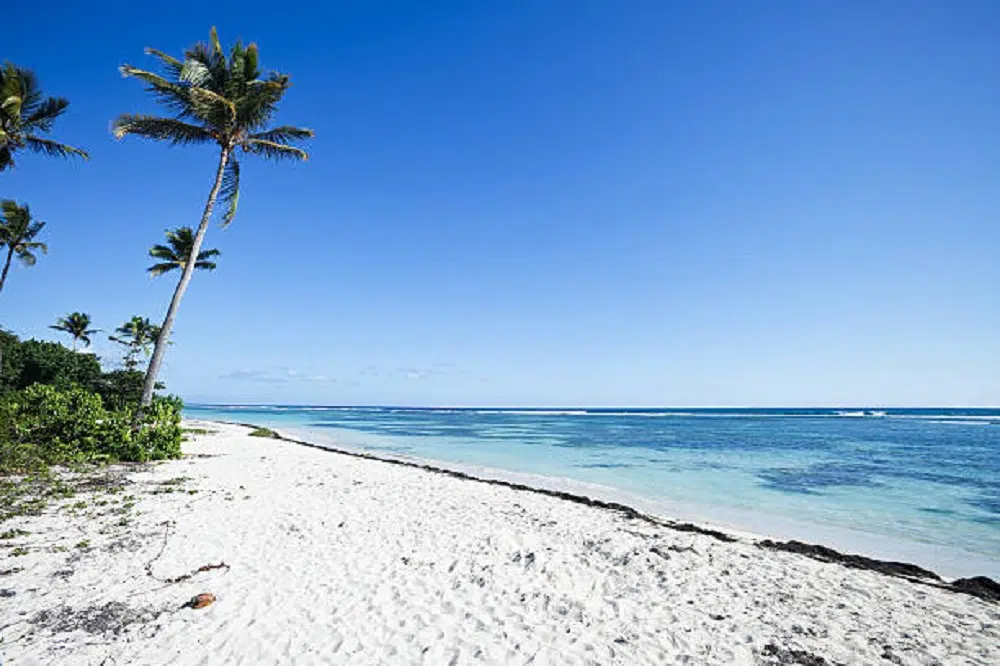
[1,421,997,665]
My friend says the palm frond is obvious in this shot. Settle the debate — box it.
[0,63,85,170]
[210,27,224,57]
[23,136,89,159]
[244,44,260,79]
[193,259,218,271]
[19,240,47,255]
[242,139,308,161]
[148,243,176,261]
[147,226,220,275]
[22,97,69,132]
[145,48,184,79]
[118,65,193,115]
[219,157,240,226]
[179,59,212,86]
[147,262,178,277]
[113,114,215,145]
[235,77,288,129]
[249,126,314,143]
[189,87,236,128]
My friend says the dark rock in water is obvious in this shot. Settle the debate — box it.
[757,540,940,581]
[760,643,839,665]
[951,576,1000,602]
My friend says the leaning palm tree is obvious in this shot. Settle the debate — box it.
[50,312,98,351]
[0,62,89,171]
[113,28,313,419]
[148,227,220,277]
[0,200,47,293]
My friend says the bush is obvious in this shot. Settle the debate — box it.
[134,395,184,460]
[0,337,102,395]
[93,369,145,412]
[0,385,184,473]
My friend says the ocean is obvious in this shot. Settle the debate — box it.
[184,405,1000,577]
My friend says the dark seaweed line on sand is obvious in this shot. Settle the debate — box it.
[221,421,998,603]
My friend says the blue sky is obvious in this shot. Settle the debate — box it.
[3,1,998,407]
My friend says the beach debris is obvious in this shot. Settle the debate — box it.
[32,601,164,637]
[950,576,1000,603]
[757,540,940,580]
[760,642,839,665]
[664,521,737,543]
[758,540,1000,603]
[187,593,216,609]
[0,588,15,597]
[163,563,229,585]
[144,520,230,584]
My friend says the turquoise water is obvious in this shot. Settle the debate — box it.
[185,405,1000,573]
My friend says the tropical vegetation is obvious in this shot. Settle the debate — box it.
[109,316,161,371]
[0,200,47,293]
[0,330,182,473]
[1,27,311,473]
[114,27,313,418]
[0,62,88,171]
[148,227,219,277]
[49,312,98,351]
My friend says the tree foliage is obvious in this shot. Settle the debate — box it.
[49,312,99,350]
[0,331,183,472]
[113,28,313,227]
[148,227,219,277]
[0,200,47,293]
[0,336,102,394]
[0,62,88,171]
[114,28,312,416]
[109,316,160,370]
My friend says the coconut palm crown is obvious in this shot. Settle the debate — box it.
[148,227,220,277]
[113,28,313,418]
[113,28,313,227]
[0,62,89,171]
[109,316,161,370]
[50,312,99,351]
[0,200,48,293]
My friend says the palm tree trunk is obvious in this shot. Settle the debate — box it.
[0,247,15,293]
[134,147,230,425]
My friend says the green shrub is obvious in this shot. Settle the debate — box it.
[0,338,102,395]
[92,369,144,411]
[248,427,280,439]
[0,385,184,472]
[134,395,184,461]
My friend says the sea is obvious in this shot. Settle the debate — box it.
[184,405,1000,578]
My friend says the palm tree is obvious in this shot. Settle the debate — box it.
[0,62,89,171]
[50,312,98,351]
[148,227,220,277]
[0,200,48,293]
[113,28,313,419]
[109,316,161,370]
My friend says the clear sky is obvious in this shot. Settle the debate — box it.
[3,0,998,407]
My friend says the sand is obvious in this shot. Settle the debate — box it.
[1,421,997,665]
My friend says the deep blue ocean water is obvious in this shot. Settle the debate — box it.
[185,405,1000,574]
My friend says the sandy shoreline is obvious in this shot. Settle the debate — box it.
[272,423,1000,581]
[1,421,998,665]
